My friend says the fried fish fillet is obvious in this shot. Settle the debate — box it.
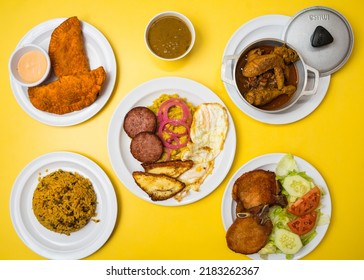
[141,160,194,178]
[28,66,106,114]
[226,216,273,254]
[132,171,186,201]
[49,16,90,77]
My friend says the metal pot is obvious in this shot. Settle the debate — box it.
[221,38,320,113]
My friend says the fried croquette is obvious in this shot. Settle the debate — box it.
[28,66,106,114]
[226,216,273,254]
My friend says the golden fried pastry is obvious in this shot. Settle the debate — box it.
[49,16,90,77]
[28,66,106,114]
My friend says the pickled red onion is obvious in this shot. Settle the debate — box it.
[158,119,190,149]
[157,98,192,124]
[156,98,193,154]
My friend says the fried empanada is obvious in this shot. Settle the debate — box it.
[49,16,90,77]
[28,66,106,114]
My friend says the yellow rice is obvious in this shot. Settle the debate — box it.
[32,169,97,235]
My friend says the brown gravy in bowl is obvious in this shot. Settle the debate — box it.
[147,16,192,59]
[235,45,298,110]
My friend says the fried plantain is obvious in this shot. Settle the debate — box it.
[132,171,186,201]
[141,160,194,178]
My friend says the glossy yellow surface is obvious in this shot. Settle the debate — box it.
[0,0,363,260]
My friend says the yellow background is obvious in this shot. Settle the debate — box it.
[0,0,363,260]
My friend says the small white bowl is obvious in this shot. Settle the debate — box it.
[145,11,196,61]
[9,44,51,87]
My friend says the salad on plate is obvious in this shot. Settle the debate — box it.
[258,154,330,259]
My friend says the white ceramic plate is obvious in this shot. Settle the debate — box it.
[10,152,117,259]
[9,18,116,126]
[108,77,236,206]
[221,153,331,260]
[221,15,331,124]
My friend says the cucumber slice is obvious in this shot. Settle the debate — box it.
[276,154,298,177]
[274,228,303,254]
[282,174,313,197]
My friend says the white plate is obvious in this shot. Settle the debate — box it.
[221,153,331,260]
[221,15,331,124]
[108,77,236,206]
[9,18,116,126]
[10,151,117,259]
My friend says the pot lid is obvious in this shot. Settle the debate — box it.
[282,6,354,76]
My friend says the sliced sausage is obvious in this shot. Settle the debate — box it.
[123,106,157,138]
[130,132,163,163]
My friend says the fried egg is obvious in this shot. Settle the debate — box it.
[178,161,214,188]
[182,103,228,163]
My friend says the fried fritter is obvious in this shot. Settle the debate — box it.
[226,216,273,254]
[132,171,186,201]
[49,16,90,77]
[28,66,106,114]
[232,169,287,210]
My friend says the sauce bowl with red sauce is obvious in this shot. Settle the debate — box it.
[9,44,50,87]
[222,38,320,113]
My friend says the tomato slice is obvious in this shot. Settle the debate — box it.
[288,211,318,235]
[288,186,321,216]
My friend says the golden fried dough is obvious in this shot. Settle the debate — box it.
[28,66,106,114]
[132,171,186,201]
[49,16,90,77]
[141,160,194,178]
[226,216,273,254]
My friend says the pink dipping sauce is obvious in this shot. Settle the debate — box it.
[17,50,48,83]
